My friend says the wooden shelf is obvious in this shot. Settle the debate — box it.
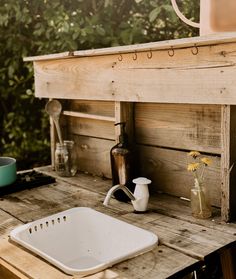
[63,110,115,122]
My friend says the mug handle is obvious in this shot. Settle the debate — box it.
[171,0,200,28]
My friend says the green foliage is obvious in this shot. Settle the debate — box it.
[0,0,199,170]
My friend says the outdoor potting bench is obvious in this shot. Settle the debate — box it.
[1,33,236,278]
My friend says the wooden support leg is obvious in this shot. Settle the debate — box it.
[114,102,134,143]
[221,105,236,222]
[220,247,236,279]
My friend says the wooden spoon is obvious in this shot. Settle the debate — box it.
[45,100,63,145]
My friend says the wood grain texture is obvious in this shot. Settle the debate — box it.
[135,103,221,154]
[115,102,134,144]
[137,145,221,207]
[220,247,236,279]
[221,105,231,222]
[122,213,236,261]
[0,239,200,279]
[67,117,115,140]
[2,168,236,278]
[36,166,236,235]
[0,258,29,279]
[34,43,236,104]
[221,105,236,222]
[71,135,114,178]
[24,32,236,61]
[63,111,115,122]
[0,210,22,238]
[66,100,114,117]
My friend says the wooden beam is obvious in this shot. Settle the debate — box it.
[33,43,236,104]
[115,102,134,144]
[63,110,115,122]
[24,32,236,62]
[220,247,236,279]
[221,105,236,221]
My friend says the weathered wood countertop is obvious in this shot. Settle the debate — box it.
[0,166,236,279]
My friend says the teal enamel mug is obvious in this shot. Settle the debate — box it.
[0,157,17,187]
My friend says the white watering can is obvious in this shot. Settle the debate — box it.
[171,0,236,36]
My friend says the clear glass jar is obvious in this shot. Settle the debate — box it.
[55,143,69,177]
[191,179,212,219]
[64,140,77,176]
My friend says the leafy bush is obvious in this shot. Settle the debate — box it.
[0,0,198,170]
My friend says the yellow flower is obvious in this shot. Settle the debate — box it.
[201,157,212,166]
[188,151,201,159]
[187,163,200,172]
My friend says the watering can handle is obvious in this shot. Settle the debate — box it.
[171,0,200,28]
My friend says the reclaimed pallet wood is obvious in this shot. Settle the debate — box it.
[121,213,236,261]
[24,32,236,61]
[137,145,221,207]
[221,105,236,221]
[70,135,114,178]
[66,100,115,117]
[32,42,236,104]
[135,103,221,154]
[0,210,22,238]
[35,166,236,235]
[0,258,29,279]
[1,173,235,263]
[66,117,115,140]
[0,239,200,279]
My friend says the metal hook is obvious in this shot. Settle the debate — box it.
[118,53,123,61]
[191,45,198,55]
[147,49,152,59]
[168,47,175,57]
[133,51,137,61]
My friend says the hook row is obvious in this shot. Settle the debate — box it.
[117,45,199,61]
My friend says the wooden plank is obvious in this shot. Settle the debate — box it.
[0,210,22,238]
[24,32,236,61]
[34,42,236,104]
[137,145,221,207]
[221,105,236,222]
[35,166,236,235]
[228,106,236,221]
[0,240,72,279]
[0,181,108,223]
[0,239,200,279]
[221,105,231,222]
[122,213,236,261]
[3,168,236,278]
[135,103,221,154]
[110,245,200,279]
[66,117,115,140]
[63,111,115,122]
[71,135,114,178]
[67,100,114,117]
[115,102,134,144]
[220,247,236,279]
[0,258,29,279]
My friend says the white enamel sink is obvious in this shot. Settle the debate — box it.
[10,207,158,276]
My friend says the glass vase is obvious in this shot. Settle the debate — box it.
[191,179,212,219]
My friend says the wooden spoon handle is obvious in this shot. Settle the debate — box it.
[53,118,63,145]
